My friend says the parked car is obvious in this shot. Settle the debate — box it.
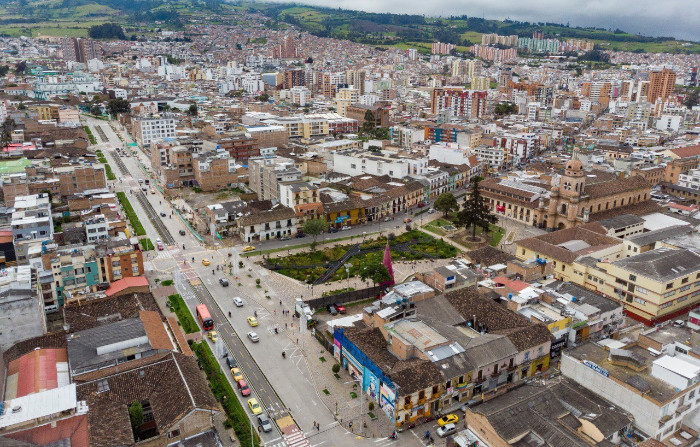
[226,356,237,369]
[673,320,685,328]
[328,305,338,316]
[208,331,218,342]
[437,423,457,438]
[233,297,244,307]
[247,398,262,415]
[417,202,426,208]
[295,232,306,238]
[242,245,256,252]
[340,225,350,231]
[202,259,210,266]
[238,379,251,396]
[157,242,164,251]
[257,413,273,433]
[247,332,259,342]
[403,218,412,223]
[219,278,229,287]
[247,316,258,327]
[328,227,338,233]
[383,217,392,222]
[179,229,186,236]
[280,236,291,241]
[334,303,346,314]
[428,208,436,214]
[232,367,243,382]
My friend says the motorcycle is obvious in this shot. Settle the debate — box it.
[388,432,397,440]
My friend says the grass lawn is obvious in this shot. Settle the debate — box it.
[192,342,260,447]
[116,192,146,236]
[167,294,199,334]
[471,224,505,247]
[272,230,458,283]
[422,217,454,236]
[104,164,116,180]
[139,238,154,251]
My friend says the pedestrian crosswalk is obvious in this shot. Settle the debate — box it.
[283,426,311,447]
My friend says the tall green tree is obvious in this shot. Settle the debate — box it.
[107,98,130,117]
[1,119,15,150]
[684,90,699,109]
[456,176,498,241]
[128,401,143,439]
[361,110,375,134]
[433,192,458,217]
[188,104,198,116]
[494,101,518,116]
[360,262,392,287]
[302,218,328,251]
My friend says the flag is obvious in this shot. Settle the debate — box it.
[383,241,395,286]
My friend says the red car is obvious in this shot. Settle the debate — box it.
[417,202,426,208]
[238,379,251,396]
[334,303,346,314]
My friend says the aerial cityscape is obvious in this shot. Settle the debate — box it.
[0,1,700,447]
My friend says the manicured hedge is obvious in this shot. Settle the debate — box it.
[167,294,199,334]
[192,342,261,447]
[116,191,145,236]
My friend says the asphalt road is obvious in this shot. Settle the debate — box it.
[87,117,434,447]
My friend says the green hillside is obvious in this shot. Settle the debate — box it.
[0,0,698,54]
[246,2,700,54]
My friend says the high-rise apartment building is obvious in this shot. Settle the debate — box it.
[431,87,487,119]
[61,37,99,63]
[648,68,676,104]
[271,35,297,59]
[345,70,366,95]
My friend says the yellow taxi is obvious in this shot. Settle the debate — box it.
[231,367,243,382]
[437,414,459,427]
[202,259,211,266]
[247,316,258,327]
[242,245,256,252]
[248,398,262,415]
[208,331,218,342]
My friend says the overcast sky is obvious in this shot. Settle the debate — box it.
[265,0,700,42]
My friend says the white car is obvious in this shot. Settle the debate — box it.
[673,320,685,328]
[437,423,457,438]
[247,332,259,342]
[428,208,436,214]
[233,297,244,307]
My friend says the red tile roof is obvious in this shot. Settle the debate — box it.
[104,276,149,297]
[670,145,700,159]
[5,414,89,447]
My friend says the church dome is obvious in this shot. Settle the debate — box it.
[565,159,583,171]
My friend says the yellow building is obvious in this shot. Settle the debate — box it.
[592,248,700,325]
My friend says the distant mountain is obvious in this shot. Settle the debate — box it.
[0,0,698,54]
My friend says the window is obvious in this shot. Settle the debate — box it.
[97,379,110,393]
[629,274,637,281]
[667,283,674,290]
[682,277,689,284]
[637,286,648,295]
[634,297,647,305]
[168,429,181,439]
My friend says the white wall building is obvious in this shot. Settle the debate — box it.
[84,214,108,243]
[134,115,176,147]
[428,142,472,165]
[333,150,428,179]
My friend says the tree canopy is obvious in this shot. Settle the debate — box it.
[434,192,459,216]
[360,262,392,286]
[88,23,126,40]
[107,98,130,117]
[303,218,328,251]
[494,101,518,117]
[456,176,498,241]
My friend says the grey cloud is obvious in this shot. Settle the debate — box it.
[265,0,700,41]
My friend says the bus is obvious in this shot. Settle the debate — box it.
[196,304,214,331]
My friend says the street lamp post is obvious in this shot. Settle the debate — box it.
[344,263,352,291]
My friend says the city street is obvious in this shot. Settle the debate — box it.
[85,117,431,447]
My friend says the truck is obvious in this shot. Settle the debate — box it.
[295,298,313,319]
